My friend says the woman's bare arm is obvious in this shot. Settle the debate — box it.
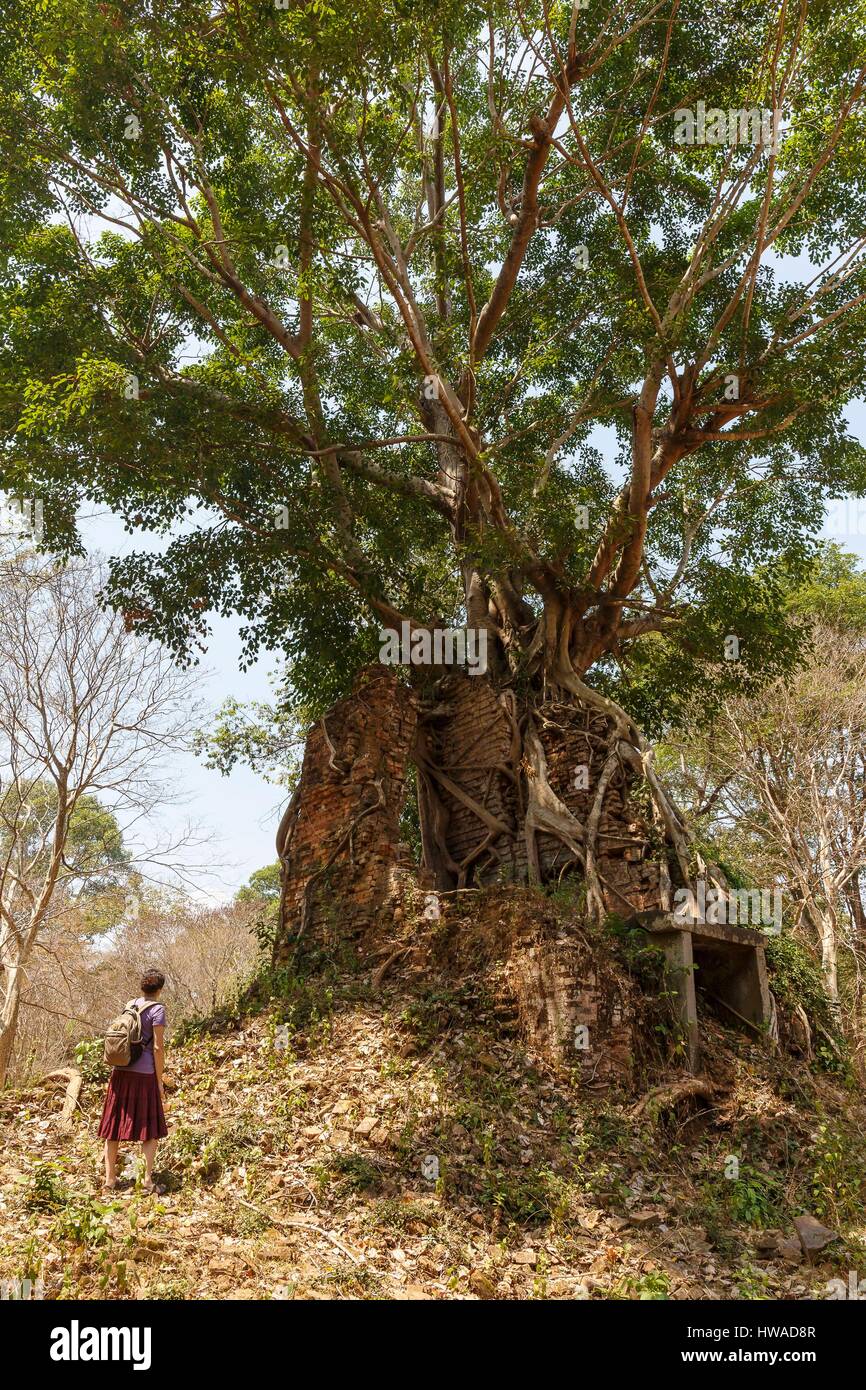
[152,1024,165,1092]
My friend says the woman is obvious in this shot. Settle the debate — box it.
[98,968,168,1194]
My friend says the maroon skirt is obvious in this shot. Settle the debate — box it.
[98,1068,167,1142]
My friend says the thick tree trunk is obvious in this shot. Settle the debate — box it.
[0,962,23,1088]
[813,905,840,1007]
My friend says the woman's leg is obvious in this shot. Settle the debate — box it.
[103,1140,120,1187]
[141,1139,158,1188]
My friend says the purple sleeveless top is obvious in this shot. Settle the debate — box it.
[119,998,166,1074]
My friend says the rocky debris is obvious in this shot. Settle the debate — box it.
[469,1270,498,1299]
[753,1230,782,1254]
[628,1209,666,1228]
[793,1215,839,1262]
[778,1238,804,1266]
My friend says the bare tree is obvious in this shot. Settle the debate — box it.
[669,625,866,1016]
[99,891,260,1024]
[0,545,201,1085]
[6,887,261,1081]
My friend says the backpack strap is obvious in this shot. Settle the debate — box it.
[122,999,144,1046]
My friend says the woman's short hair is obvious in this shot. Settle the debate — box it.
[140,969,166,996]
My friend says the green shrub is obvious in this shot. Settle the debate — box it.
[810,1121,866,1226]
[611,1270,671,1300]
[25,1161,113,1248]
[724,1163,784,1228]
[74,1037,110,1085]
[25,1160,68,1213]
[161,1113,271,1185]
[766,933,849,1075]
[316,1153,386,1197]
[52,1196,113,1249]
[605,917,666,989]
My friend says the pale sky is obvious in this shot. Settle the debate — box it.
[77,506,282,905]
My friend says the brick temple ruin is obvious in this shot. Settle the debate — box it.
[276,665,772,1073]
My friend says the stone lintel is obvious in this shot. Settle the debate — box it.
[633,910,768,949]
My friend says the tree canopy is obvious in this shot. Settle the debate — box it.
[0,781,129,894]
[1,0,865,727]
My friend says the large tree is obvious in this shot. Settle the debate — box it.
[2,0,866,926]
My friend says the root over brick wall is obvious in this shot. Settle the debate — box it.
[279,667,667,954]
[421,672,664,914]
[276,667,671,1081]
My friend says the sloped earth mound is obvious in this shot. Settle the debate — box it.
[1,889,864,1301]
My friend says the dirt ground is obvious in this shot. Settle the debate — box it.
[2,934,864,1301]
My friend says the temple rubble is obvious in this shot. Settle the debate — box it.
[276,666,773,1074]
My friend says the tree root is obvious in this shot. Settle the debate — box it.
[411,663,695,912]
[454,829,498,886]
[320,714,351,775]
[551,659,642,744]
[416,765,463,885]
[41,1067,83,1131]
[275,783,301,861]
[616,739,692,888]
[584,748,623,923]
[523,718,585,882]
[231,1196,364,1264]
[551,657,694,889]
[371,946,411,990]
[631,1076,713,1119]
[415,752,511,840]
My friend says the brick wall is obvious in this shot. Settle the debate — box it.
[275,667,418,961]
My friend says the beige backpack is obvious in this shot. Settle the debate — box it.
[103,999,145,1067]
